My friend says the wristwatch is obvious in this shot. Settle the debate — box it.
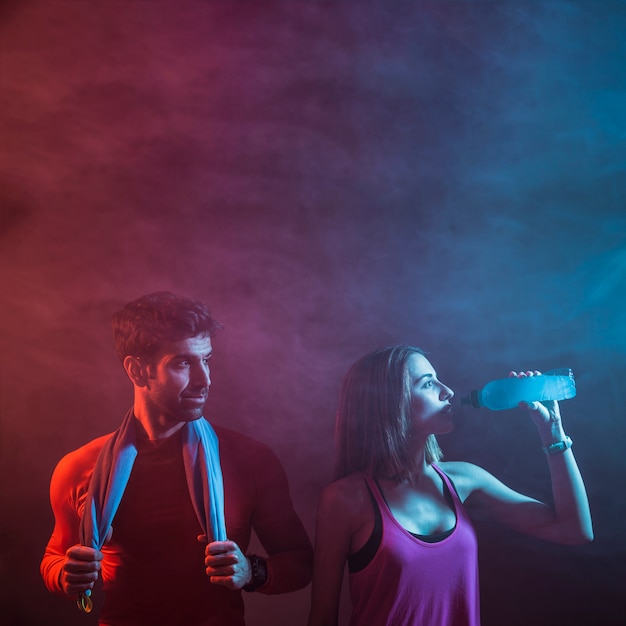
[543,436,573,455]
[243,555,268,592]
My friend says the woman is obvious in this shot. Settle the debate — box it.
[308,345,593,626]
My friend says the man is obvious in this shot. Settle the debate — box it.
[41,291,313,625]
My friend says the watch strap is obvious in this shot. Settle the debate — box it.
[543,436,573,455]
[243,554,268,592]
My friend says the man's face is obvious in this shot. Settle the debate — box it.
[142,333,213,425]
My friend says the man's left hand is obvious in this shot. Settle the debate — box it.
[202,539,251,590]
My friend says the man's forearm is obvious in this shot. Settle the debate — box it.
[259,547,314,594]
[40,551,67,596]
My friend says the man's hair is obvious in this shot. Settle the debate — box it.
[112,291,222,363]
[334,345,442,481]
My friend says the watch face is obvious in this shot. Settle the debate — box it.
[545,437,572,455]
[257,557,268,582]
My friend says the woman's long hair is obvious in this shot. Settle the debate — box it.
[334,345,442,480]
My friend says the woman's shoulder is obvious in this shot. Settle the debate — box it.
[437,459,490,478]
[317,473,377,548]
[324,471,370,493]
[319,472,372,515]
[436,460,494,500]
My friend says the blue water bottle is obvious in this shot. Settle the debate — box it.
[460,368,576,411]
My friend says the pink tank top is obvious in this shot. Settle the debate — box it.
[348,465,480,626]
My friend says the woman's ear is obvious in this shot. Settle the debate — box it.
[123,355,150,388]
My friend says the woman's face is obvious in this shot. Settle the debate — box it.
[406,353,455,435]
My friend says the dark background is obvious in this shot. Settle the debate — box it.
[1,1,624,624]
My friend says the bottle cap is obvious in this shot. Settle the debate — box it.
[460,390,480,408]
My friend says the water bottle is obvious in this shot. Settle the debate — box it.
[460,368,576,410]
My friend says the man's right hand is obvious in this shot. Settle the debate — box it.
[60,544,103,596]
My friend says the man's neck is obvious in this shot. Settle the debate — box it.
[132,403,187,440]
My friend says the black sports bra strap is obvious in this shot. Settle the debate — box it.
[347,477,382,573]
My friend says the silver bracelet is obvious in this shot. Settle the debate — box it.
[543,436,573,455]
